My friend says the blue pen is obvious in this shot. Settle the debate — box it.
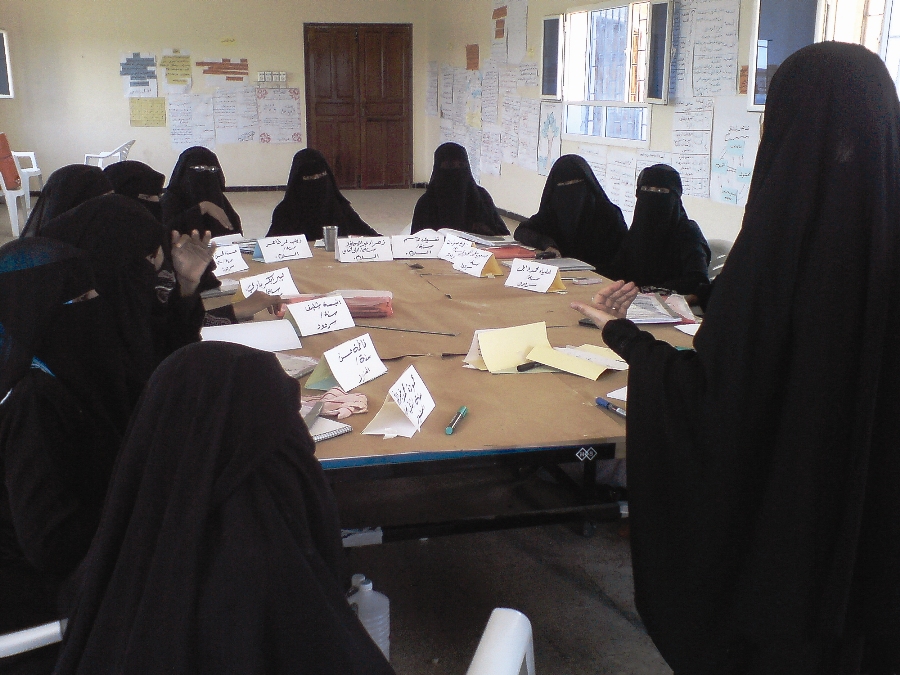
[596,397,626,418]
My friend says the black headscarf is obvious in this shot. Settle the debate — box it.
[411,142,509,236]
[267,149,378,239]
[19,165,113,238]
[161,146,243,237]
[615,42,900,673]
[611,163,710,294]
[514,154,627,275]
[104,160,165,222]
[54,342,397,675]
[41,194,166,387]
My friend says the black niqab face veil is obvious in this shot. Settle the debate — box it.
[19,165,113,238]
[168,146,227,208]
[54,342,396,675]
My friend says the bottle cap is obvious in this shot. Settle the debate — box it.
[351,574,367,587]
[359,580,373,591]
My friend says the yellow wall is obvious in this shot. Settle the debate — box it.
[0,0,809,243]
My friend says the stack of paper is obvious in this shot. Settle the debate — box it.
[626,294,681,324]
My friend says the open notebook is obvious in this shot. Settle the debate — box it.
[308,416,353,443]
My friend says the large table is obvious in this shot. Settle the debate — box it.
[209,248,694,541]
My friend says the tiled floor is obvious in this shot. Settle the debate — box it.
[0,189,669,675]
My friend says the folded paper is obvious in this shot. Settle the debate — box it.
[252,234,313,263]
[239,267,301,298]
[286,296,355,337]
[201,320,301,352]
[438,233,474,261]
[504,258,567,293]
[307,333,387,392]
[336,236,394,263]
[451,248,505,277]
[525,345,606,380]
[391,230,445,258]
[464,322,552,373]
[212,244,249,276]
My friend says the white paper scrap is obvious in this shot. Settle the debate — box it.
[607,386,628,402]
[201,320,301,352]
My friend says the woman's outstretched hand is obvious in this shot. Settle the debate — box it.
[570,280,638,330]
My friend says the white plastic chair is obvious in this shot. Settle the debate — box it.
[12,151,42,212]
[84,139,135,168]
[466,608,535,675]
[0,153,27,236]
[0,620,66,659]
[707,238,733,280]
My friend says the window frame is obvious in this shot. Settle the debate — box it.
[0,30,13,99]
[549,0,671,147]
[746,0,828,112]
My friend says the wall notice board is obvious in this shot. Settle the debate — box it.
[1,30,12,97]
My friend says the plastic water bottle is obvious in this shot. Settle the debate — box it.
[348,578,390,661]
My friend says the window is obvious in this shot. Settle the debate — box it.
[543,1,672,143]
[0,30,12,98]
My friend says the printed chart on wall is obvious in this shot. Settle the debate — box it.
[711,96,761,206]
[159,49,192,95]
[120,53,157,98]
[672,97,713,198]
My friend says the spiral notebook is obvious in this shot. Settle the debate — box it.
[309,416,353,442]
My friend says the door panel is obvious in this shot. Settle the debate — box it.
[305,24,411,190]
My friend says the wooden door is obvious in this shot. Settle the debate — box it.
[305,24,412,190]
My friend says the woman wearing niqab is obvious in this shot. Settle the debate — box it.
[0,238,136,672]
[54,342,397,675]
[18,165,113,238]
[161,146,243,238]
[103,160,166,222]
[572,42,900,674]
[608,163,710,295]
[514,154,627,275]
[267,149,379,239]
[411,143,509,236]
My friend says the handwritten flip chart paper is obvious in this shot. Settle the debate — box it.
[214,85,259,144]
[672,97,713,198]
[481,123,503,176]
[690,0,739,96]
[253,235,313,263]
[256,88,304,144]
[481,67,500,125]
[426,61,439,117]
[391,231,445,259]
[211,245,249,276]
[636,150,674,175]
[438,233,474,262]
[711,96,760,206]
[516,98,541,172]
[336,237,393,263]
[201,320,301,352]
[120,52,157,97]
[577,144,608,183]
[239,267,301,298]
[452,248,504,277]
[605,149,638,224]
[506,0,528,64]
[440,65,454,118]
[517,63,540,88]
[501,95,521,164]
[504,259,566,293]
[323,334,388,392]
[477,322,552,373]
[286,296,354,337]
[168,93,215,151]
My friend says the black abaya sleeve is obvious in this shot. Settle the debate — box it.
[658,219,711,295]
[514,213,559,251]
[339,202,380,237]
[476,187,510,236]
[152,290,204,363]
[410,193,437,234]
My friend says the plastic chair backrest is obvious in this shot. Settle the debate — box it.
[466,608,535,675]
[0,620,65,659]
[0,132,21,190]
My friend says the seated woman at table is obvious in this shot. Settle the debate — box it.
[411,142,508,236]
[513,155,627,276]
[19,165,113,238]
[607,164,710,296]
[267,149,379,239]
[161,146,242,238]
[572,43,900,675]
[54,342,397,675]
[103,159,166,222]
[0,238,140,673]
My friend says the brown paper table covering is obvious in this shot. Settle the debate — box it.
[206,248,695,465]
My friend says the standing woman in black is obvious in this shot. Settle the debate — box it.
[267,149,379,238]
[573,43,900,674]
[161,146,242,237]
[18,165,113,238]
[54,342,396,675]
[609,164,710,295]
[0,238,136,673]
[411,142,508,236]
[513,154,627,276]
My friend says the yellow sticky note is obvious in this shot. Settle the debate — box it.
[477,322,551,373]
[526,345,606,380]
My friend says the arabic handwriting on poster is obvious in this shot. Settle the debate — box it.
[256,88,303,144]
[214,85,259,144]
[160,49,192,94]
[426,61,439,117]
[516,98,541,173]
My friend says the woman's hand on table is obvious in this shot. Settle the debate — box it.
[570,280,638,330]
[233,292,283,321]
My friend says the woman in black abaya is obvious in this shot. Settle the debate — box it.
[18,165,113,238]
[55,342,396,675]
[161,146,242,237]
[267,149,379,239]
[411,142,509,236]
[0,238,135,672]
[103,160,166,222]
[608,164,710,295]
[572,43,900,674]
[514,154,627,275]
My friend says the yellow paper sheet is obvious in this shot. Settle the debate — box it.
[526,345,606,380]
[477,322,551,373]
[481,255,505,277]
[575,344,622,361]
[547,270,566,292]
